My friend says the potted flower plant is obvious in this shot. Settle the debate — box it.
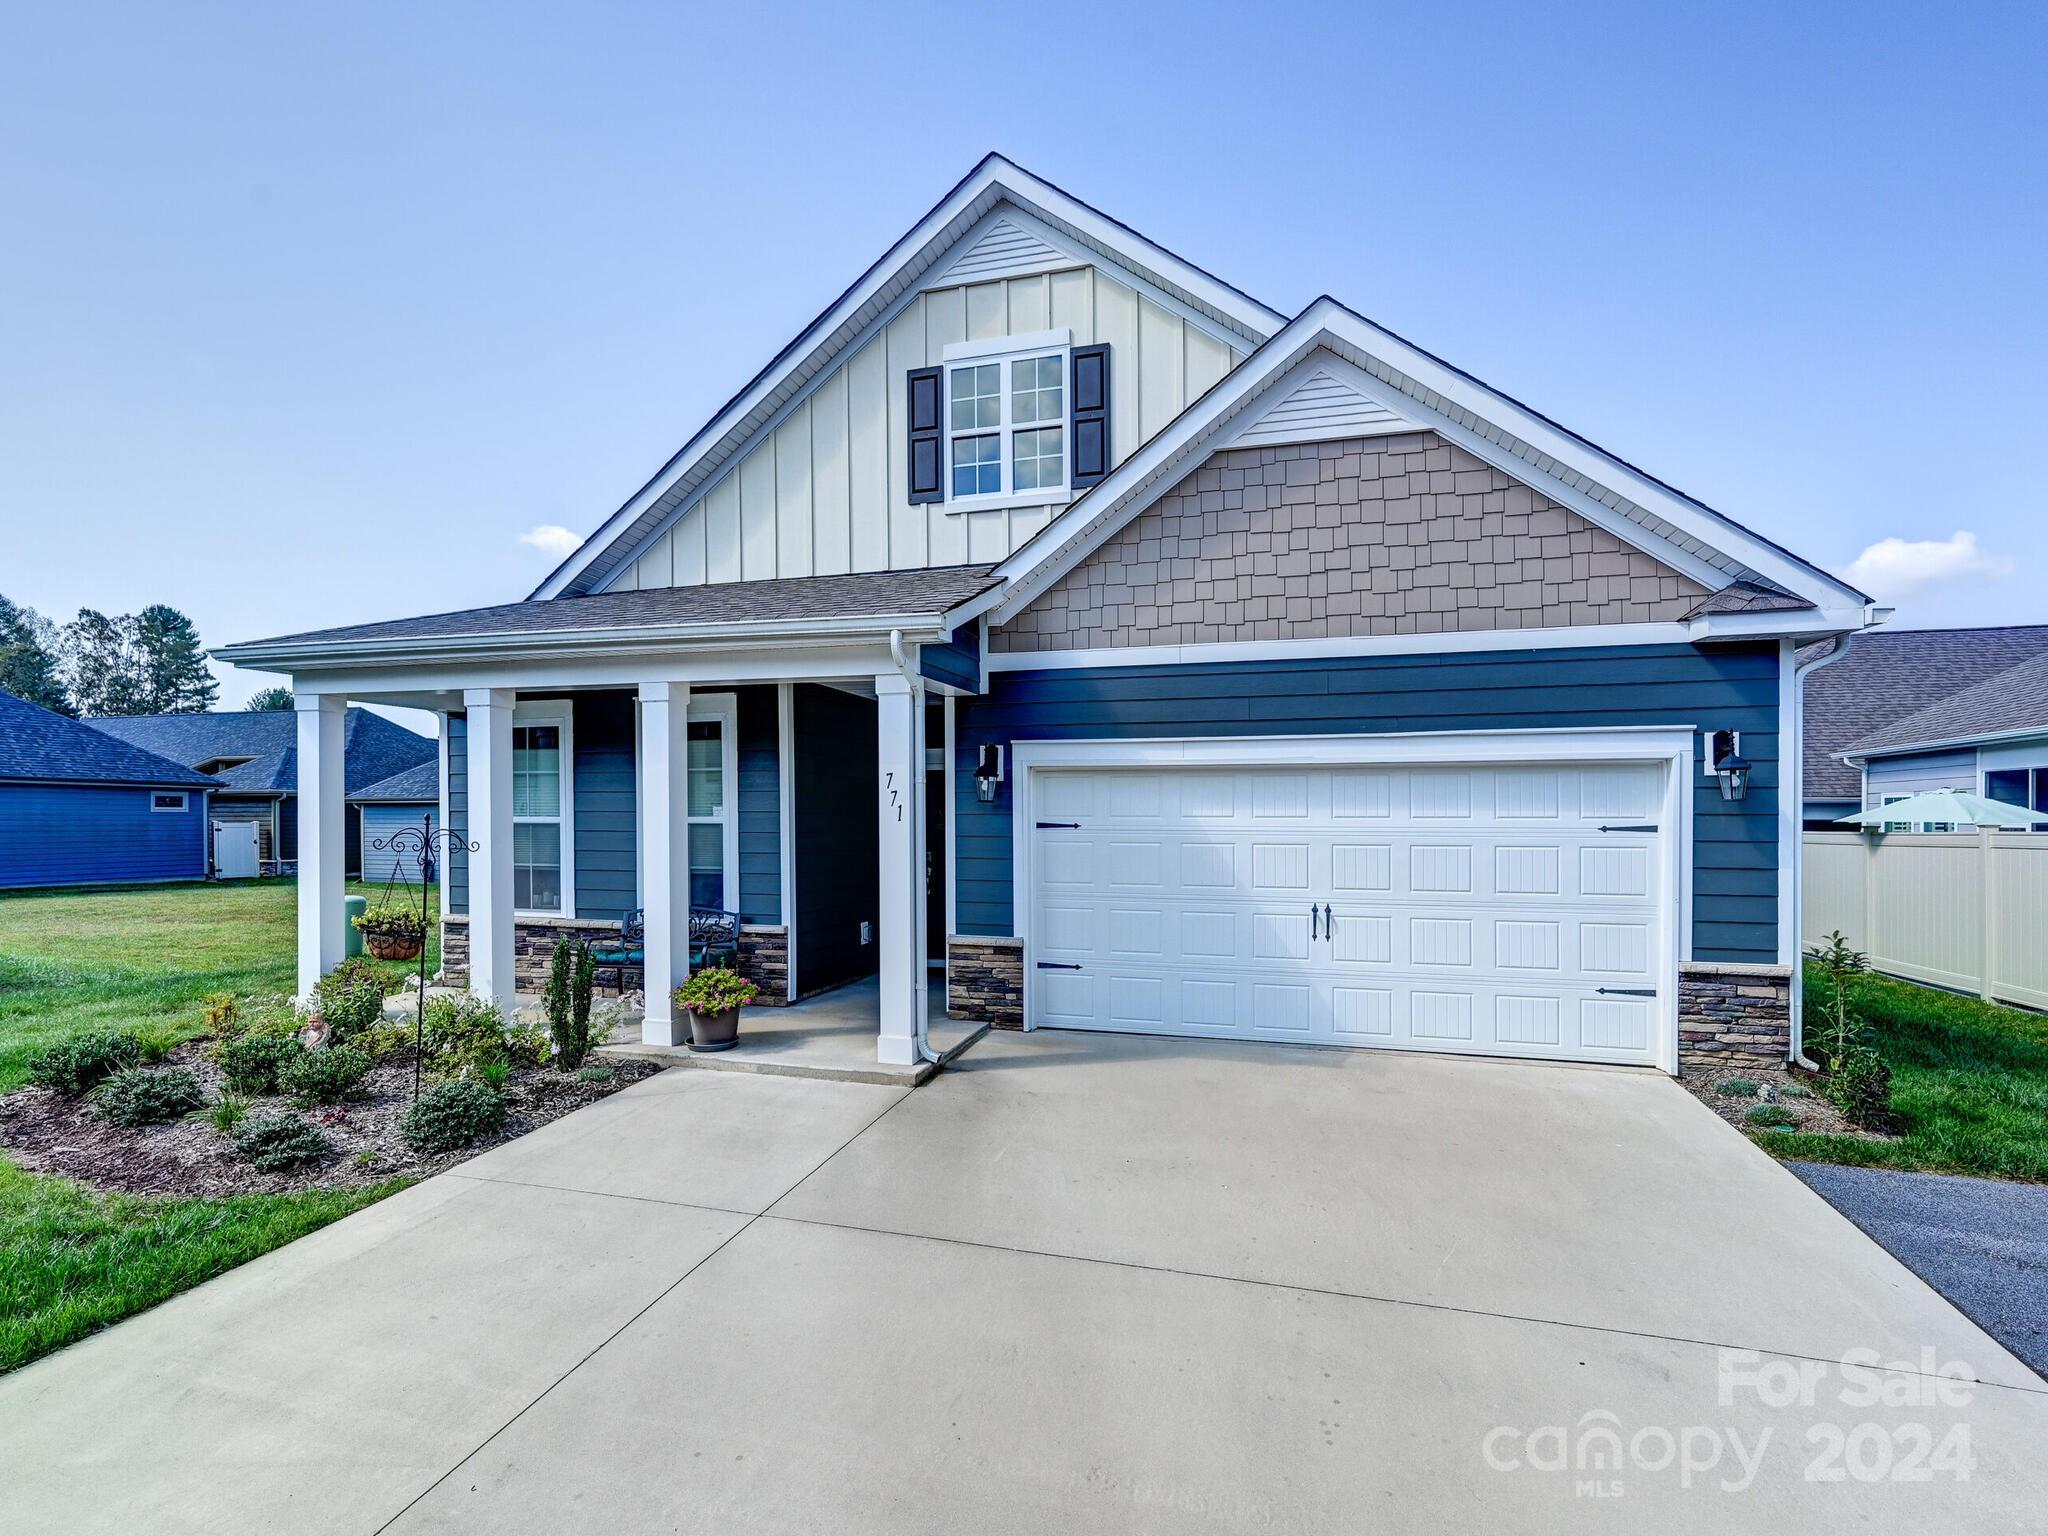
[673,966,758,1053]
[353,902,425,962]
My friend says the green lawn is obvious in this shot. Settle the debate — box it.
[1757,973,2048,1181]
[0,879,437,1373]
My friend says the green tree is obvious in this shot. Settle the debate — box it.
[131,604,217,713]
[61,608,144,717]
[0,593,71,713]
[245,685,294,712]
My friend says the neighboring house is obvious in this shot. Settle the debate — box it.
[0,689,220,890]
[87,708,435,877]
[219,155,1880,1076]
[347,760,440,886]
[1800,626,2048,829]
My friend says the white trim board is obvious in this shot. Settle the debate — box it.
[1008,728,1693,1076]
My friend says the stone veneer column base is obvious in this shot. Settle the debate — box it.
[439,916,791,1005]
[1677,962,1793,1073]
[947,935,1025,1029]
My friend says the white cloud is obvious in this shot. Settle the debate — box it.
[1843,530,2013,602]
[518,524,584,559]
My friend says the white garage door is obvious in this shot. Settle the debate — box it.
[1027,760,1668,1065]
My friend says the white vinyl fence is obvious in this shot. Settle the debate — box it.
[1803,831,2048,1010]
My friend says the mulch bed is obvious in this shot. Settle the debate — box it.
[0,1041,663,1199]
[1682,1062,1895,1143]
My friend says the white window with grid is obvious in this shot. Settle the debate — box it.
[942,330,1070,510]
[512,701,574,915]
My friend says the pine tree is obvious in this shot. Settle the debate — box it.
[62,608,144,717]
[0,593,71,714]
[131,604,218,713]
[245,685,295,711]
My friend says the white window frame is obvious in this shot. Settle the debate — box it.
[941,329,1072,513]
[684,691,741,915]
[150,791,188,813]
[512,699,575,918]
[1878,791,1953,835]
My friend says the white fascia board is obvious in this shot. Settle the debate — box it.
[1846,723,2048,762]
[532,156,1282,601]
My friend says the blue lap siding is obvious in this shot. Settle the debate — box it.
[919,623,981,693]
[953,641,1783,965]
[0,783,209,889]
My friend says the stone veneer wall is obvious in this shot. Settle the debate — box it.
[1677,963,1792,1071]
[947,935,1024,1030]
[995,431,1709,652]
[441,916,791,1006]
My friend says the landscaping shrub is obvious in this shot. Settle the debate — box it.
[419,995,512,1078]
[478,1060,511,1092]
[505,1020,551,1068]
[399,1079,507,1154]
[1744,1103,1799,1129]
[315,957,388,1042]
[1803,931,1869,1072]
[133,1024,181,1064]
[1715,1077,1759,1098]
[95,1067,207,1127]
[28,1031,142,1097]
[216,1031,304,1095]
[577,1064,615,1084]
[232,1114,332,1172]
[544,933,599,1070]
[208,1093,251,1134]
[1825,1045,1897,1132]
[356,1021,413,1061]
[200,991,241,1036]
[279,1045,371,1107]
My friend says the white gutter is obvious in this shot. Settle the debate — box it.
[1788,632,1858,1070]
[888,628,942,1067]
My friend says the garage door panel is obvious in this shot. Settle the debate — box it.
[1029,763,1667,1065]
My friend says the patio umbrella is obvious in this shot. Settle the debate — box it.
[1833,789,2048,828]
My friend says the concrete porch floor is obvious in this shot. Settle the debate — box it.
[599,975,984,1085]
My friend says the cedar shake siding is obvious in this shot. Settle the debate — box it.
[993,432,1711,654]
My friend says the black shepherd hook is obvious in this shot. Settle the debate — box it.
[370,814,477,1100]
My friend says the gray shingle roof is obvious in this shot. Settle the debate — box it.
[1847,648,2048,757]
[231,565,1003,652]
[0,690,221,788]
[347,759,439,804]
[1683,581,1813,618]
[87,709,435,797]
[1801,626,2048,799]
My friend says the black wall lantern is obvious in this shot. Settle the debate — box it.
[1707,729,1751,803]
[974,743,1005,803]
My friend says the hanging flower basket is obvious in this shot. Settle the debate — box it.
[354,903,425,962]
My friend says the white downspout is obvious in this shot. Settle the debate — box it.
[889,629,943,1065]
[1789,631,1857,1070]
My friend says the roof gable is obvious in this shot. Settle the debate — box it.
[530,155,1283,601]
[0,692,220,788]
[987,304,1874,629]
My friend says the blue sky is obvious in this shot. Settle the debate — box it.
[3,1,2043,720]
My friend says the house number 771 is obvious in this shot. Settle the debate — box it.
[884,771,902,821]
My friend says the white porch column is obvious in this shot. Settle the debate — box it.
[464,688,517,1013]
[875,672,927,1066]
[295,691,347,998]
[639,682,691,1045]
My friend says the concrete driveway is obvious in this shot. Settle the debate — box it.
[3,1034,2043,1533]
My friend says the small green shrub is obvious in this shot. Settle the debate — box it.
[1744,1103,1799,1129]
[95,1067,206,1127]
[1781,1081,1812,1099]
[1825,1045,1896,1132]
[577,1064,616,1084]
[356,1021,413,1061]
[544,933,600,1070]
[400,1079,507,1154]
[420,995,511,1078]
[675,966,757,1016]
[208,1092,251,1134]
[216,1031,305,1095]
[352,902,424,938]
[232,1114,332,1172]
[200,991,242,1036]
[315,958,388,1042]
[477,1060,511,1092]
[132,1024,181,1064]
[280,1045,371,1106]
[28,1031,143,1096]
[1715,1077,1760,1098]
[242,995,306,1039]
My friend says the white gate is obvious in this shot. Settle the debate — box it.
[213,820,260,879]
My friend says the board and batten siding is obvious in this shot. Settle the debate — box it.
[0,783,209,889]
[606,267,1245,591]
[952,642,1784,966]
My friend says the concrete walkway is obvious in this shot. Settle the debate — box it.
[3,1034,2044,1533]
[1792,1160,2048,1378]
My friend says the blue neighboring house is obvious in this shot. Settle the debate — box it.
[0,689,222,890]
[88,708,436,877]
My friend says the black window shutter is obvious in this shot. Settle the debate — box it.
[1070,345,1111,490]
[906,366,943,504]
